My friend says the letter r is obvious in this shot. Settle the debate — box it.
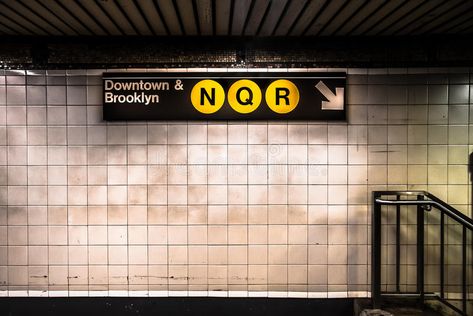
[275,87,290,106]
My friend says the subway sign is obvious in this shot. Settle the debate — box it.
[103,72,346,120]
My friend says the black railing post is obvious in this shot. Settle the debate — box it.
[417,195,425,304]
[462,225,467,314]
[440,212,445,299]
[396,195,401,293]
[372,192,382,308]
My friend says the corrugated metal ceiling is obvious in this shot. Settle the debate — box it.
[0,0,472,36]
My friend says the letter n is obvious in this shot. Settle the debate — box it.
[200,88,215,106]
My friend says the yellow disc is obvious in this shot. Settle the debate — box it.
[265,79,300,114]
[190,80,225,114]
[227,79,262,114]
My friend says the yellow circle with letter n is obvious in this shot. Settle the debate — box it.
[265,79,300,114]
[228,79,262,114]
[191,80,225,114]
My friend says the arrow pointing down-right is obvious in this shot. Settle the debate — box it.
[315,81,344,110]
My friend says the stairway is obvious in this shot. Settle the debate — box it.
[356,298,445,316]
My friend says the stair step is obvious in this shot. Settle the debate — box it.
[359,307,442,316]
[384,307,443,316]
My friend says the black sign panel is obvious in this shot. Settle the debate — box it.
[103,72,346,120]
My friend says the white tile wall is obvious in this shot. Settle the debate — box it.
[0,68,471,297]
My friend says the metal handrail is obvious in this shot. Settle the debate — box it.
[374,198,473,231]
[374,190,473,230]
[372,190,471,316]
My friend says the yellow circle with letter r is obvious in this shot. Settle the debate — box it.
[191,80,225,114]
[265,79,300,114]
[228,79,262,114]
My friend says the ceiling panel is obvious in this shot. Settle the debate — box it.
[0,2,49,35]
[156,0,183,35]
[0,11,35,35]
[196,0,213,35]
[1,0,63,35]
[244,0,270,36]
[116,0,153,35]
[37,0,93,35]
[304,0,348,36]
[289,0,327,36]
[396,0,464,35]
[0,21,19,35]
[436,10,473,34]
[175,0,198,35]
[411,1,473,35]
[18,0,77,35]
[56,0,107,35]
[319,0,366,36]
[334,0,383,36]
[375,0,440,36]
[365,0,431,36]
[0,0,471,37]
[136,0,167,35]
[257,0,289,36]
[273,0,307,36]
[78,0,123,35]
[215,0,231,35]
[231,0,252,35]
[350,0,405,35]
[97,0,137,35]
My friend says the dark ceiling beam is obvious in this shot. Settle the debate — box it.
[92,0,125,35]
[52,0,94,35]
[157,0,182,35]
[191,0,201,35]
[0,2,50,35]
[57,0,107,35]
[370,0,428,36]
[152,0,171,35]
[433,9,473,34]
[214,0,231,35]
[414,1,473,35]
[395,0,462,35]
[359,0,409,36]
[315,0,351,36]
[134,0,156,36]
[299,0,329,36]
[458,24,473,34]
[33,0,79,35]
[115,0,141,35]
[279,0,308,36]
[14,0,66,35]
[321,0,367,36]
[241,0,256,36]
[259,0,289,36]
[136,0,167,35]
[336,0,383,36]
[211,0,216,36]
[244,0,269,36]
[444,15,473,34]
[255,1,272,36]
[0,21,20,35]
[0,11,35,35]
[74,0,110,35]
[196,0,213,35]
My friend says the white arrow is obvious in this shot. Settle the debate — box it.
[315,81,344,110]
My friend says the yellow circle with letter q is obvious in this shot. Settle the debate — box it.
[228,79,262,114]
[265,79,300,114]
[191,80,225,114]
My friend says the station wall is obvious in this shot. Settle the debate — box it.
[0,67,471,297]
